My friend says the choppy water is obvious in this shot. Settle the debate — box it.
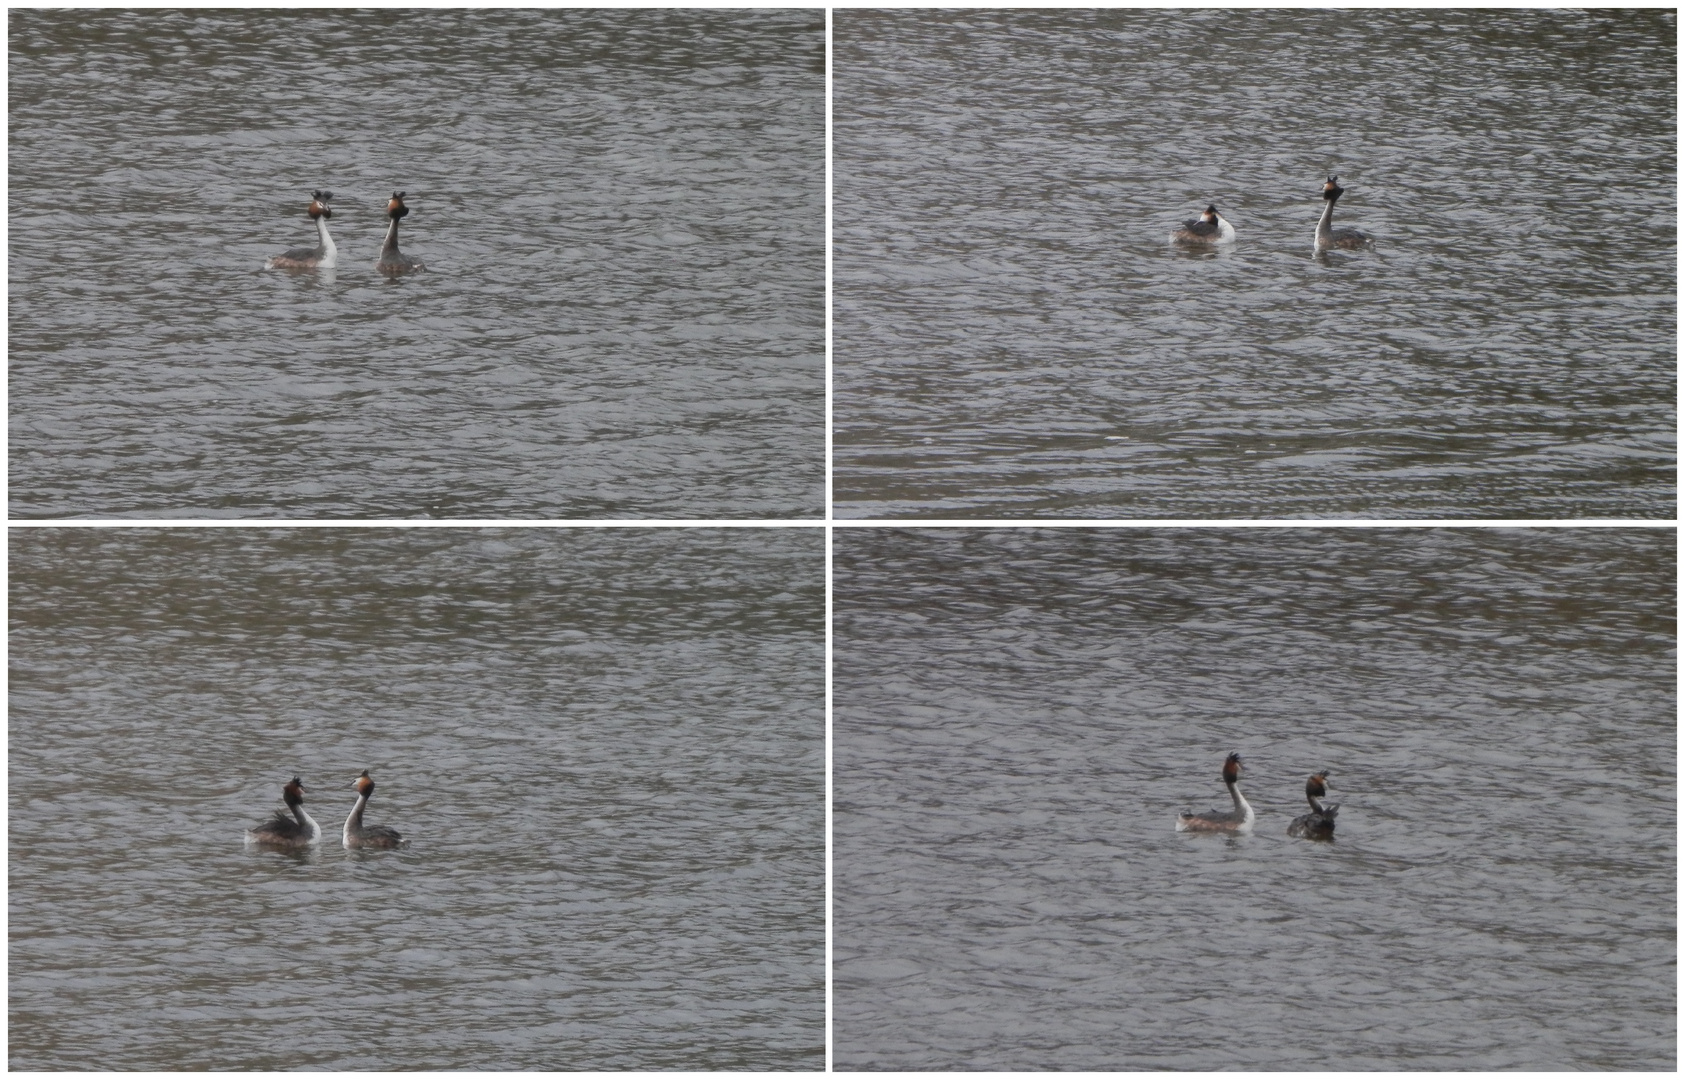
[833,9,1676,518]
[833,527,1675,1069]
[9,9,824,518]
[9,527,825,1069]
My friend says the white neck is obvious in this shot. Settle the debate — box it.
[1227,780,1255,823]
[315,215,338,267]
[343,791,368,842]
[381,217,400,256]
[1316,198,1336,244]
[292,803,321,842]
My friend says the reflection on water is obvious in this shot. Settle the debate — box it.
[10,9,824,518]
[834,527,1674,1069]
[10,528,825,1069]
[834,9,1675,518]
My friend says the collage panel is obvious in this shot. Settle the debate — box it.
[9,8,825,519]
[832,9,1675,519]
[9,527,825,1069]
[833,526,1674,1069]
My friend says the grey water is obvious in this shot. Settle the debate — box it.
[833,527,1675,1069]
[9,9,825,518]
[9,527,825,1069]
[833,9,1676,519]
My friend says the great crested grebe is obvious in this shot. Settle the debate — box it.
[265,190,338,270]
[245,776,322,848]
[375,191,425,276]
[1170,203,1236,247]
[1175,752,1256,833]
[343,770,406,849]
[1287,771,1338,841]
[1314,176,1374,252]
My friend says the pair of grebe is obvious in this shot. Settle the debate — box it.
[1173,753,1339,841]
[1169,175,1374,252]
[265,191,425,275]
[244,770,407,850]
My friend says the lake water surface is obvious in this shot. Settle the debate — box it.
[10,527,825,1069]
[834,527,1674,1069]
[10,9,825,518]
[834,10,1675,518]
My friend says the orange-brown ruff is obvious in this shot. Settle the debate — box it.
[1175,752,1256,833]
[375,191,425,276]
[245,776,322,847]
[1314,176,1374,251]
[1287,771,1338,841]
[265,191,338,270]
[343,770,406,849]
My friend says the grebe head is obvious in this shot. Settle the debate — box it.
[1322,176,1343,202]
[386,192,410,220]
[1221,752,1244,784]
[353,770,376,797]
[307,190,334,220]
[282,776,306,805]
[1306,771,1330,799]
[1202,204,1219,222]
